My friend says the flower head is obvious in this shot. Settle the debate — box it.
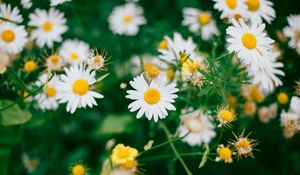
[215,144,234,163]
[111,144,138,165]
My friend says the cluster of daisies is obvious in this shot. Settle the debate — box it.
[0,1,107,113]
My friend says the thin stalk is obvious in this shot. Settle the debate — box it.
[7,69,30,93]
[160,123,193,175]
[139,152,206,162]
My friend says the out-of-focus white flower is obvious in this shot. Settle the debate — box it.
[35,74,60,110]
[50,0,71,6]
[0,51,10,74]
[182,8,219,40]
[0,4,23,23]
[178,110,216,146]
[57,64,103,113]
[283,15,300,49]
[108,3,146,36]
[21,0,32,9]
[29,8,68,48]
[126,74,178,122]
[0,22,28,54]
[158,32,197,64]
[258,103,277,123]
[59,39,90,65]
[244,0,275,24]
[46,53,64,71]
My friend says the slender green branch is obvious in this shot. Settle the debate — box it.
[160,123,193,175]
[6,69,30,93]
[139,152,207,162]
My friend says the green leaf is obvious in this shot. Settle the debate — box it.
[199,144,210,168]
[0,100,32,126]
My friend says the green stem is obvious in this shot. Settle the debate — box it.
[178,96,198,108]
[7,69,30,93]
[139,152,206,162]
[160,123,193,175]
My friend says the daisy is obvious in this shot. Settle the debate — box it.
[0,22,28,54]
[182,8,219,40]
[69,163,87,175]
[46,53,64,71]
[21,0,32,9]
[226,19,274,69]
[280,96,300,136]
[56,64,103,113]
[35,74,60,110]
[181,55,205,79]
[277,92,289,105]
[158,32,197,63]
[231,132,257,158]
[244,0,275,24]
[216,107,235,127]
[50,0,71,6]
[178,110,216,146]
[0,4,23,23]
[87,49,106,70]
[215,144,234,163]
[59,39,90,65]
[29,8,67,48]
[212,0,247,21]
[130,54,168,75]
[248,52,284,93]
[126,74,178,122]
[283,15,300,49]
[110,144,138,165]
[290,96,300,114]
[108,3,146,36]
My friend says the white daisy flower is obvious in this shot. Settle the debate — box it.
[108,3,146,36]
[290,96,300,114]
[50,0,71,6]
[126,74,178,122]
[57,64,103,113]
[0,22,28,54]
[158,32,197,63]
[248,52,284,93]
[21,0,32,9]
[59,39,90,65]
[178,110,216,146]
[283,15,300,49]
[87,50,106,70]
[182,8,219,40]
[0,4,23,23]
[280,111,300,131]
[212,0,247,21]
[226,19,274,69]
[244,0,275,24]
[35,74,60,110]
[29,8,68,48]
[46,53,64,71]
[130,54,168,75]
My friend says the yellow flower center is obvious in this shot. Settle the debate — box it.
[242,33,257,49]
[72,165,85,175]
[42,21,53,32]
[144,88,161,105]
[234,13,242,20]
[158,39,168,49]
[246,0,260,12]
[220,110,233,121]
[70,53,79,60]
[225,0,237,9]
[121,160,137,169]
[144,64,160,79]
[251,87,265,103]
[277,92,288,104]
[45,86,56,97]
[24,61,37,73]
[1,29,15,43]
[198,12,211,25]
[166,68,174,80]
[244,101,256,114]
[117,148,130,159]
[219,147,232,159]
[93,55,102,63]
[72,79,89,96]
[123,15,133,24]
[237,139,250,149]
[49,55,60,63]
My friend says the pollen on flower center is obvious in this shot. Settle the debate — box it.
[144,88,161,105]
[158,39,168,49]
[122,160,137,169]
[218,147,232,159]
[72,79,89,96]
[1,29,15,43]
[42,21,53,32]
[45,86,56,97]
[49,55,60,63]
[70,53,79,60]
[277,92,288,104]
[246,0,260,12]
[117,149,130,159]
[225,0,237,9]
[72,165,85,175]
[123,15,133,24]
[237,139,250,149]
[220,110,233,121]
[198,13,211,25]
[242,33,257,49]
[24,61,37,73]
[93,55,102,63]
[144,64,159,79]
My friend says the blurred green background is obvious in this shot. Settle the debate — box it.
[1,0,300,174]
